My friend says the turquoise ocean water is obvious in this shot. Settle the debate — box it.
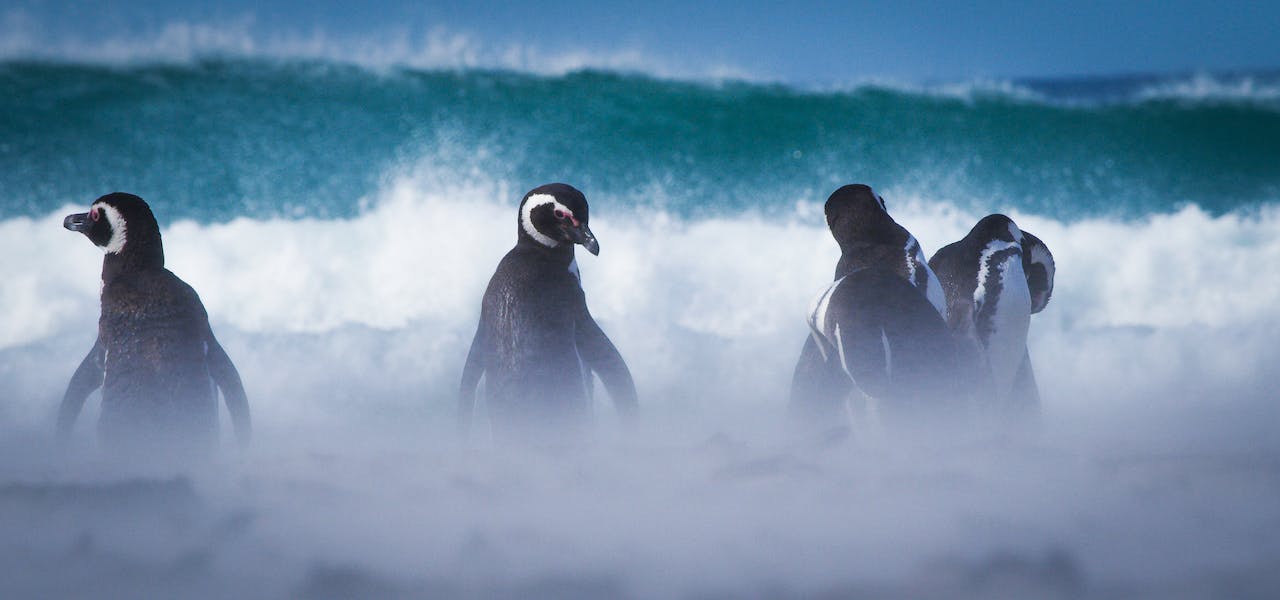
[3,60,1278,221]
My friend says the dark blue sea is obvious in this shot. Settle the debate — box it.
[2,57,1279,598]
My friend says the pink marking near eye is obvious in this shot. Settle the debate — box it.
[90,208,100,221]
[570,216,581,227]
[554,209,567,220]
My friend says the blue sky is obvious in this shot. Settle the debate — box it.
[6,0,1279,81]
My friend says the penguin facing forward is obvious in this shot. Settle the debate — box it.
[59,193,250,454]
[928,214,1050,409]
[459,183,637,443]
[789,184,965,430]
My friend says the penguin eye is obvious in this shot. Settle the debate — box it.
[554,209,568,220]
[90,208,100,222]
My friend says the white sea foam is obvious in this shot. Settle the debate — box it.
[2,164,1279,597]
[817,76,1053,105]
[3,167,1279,400]
[815,72,1280,109]
[1133,71,1280,104]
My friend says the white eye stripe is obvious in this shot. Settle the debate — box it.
[520,194,572,248]
[93,203,128,254]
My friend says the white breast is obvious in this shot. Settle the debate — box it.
[981,253,1032,404]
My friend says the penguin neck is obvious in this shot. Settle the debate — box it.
[833,242,888,277]
[515,236,576,266]
[101,239,165,285]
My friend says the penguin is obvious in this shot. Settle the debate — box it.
[458,183,637,443]
[789,184,965,429]
[927,214,1048,409]
[59,192,250,455]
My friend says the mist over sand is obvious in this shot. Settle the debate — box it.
[3,161,1279,598]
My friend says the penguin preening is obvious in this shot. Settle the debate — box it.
[928,214,1054,410]
[459,183,637,443]
[59,192,250,454]
[789,185,967,430]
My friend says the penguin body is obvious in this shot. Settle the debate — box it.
[928,214,1047,409]
[789,185,964,428]
[805,268,967,423]
[459,183,637,442]
[60,193,250,454]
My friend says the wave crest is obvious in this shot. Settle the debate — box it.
[0,12,749,81]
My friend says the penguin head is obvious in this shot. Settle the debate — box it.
[64,192,164,264]
[1018,229,1055,313]
[968,214,1023,246]
[517,183,600,255]
[823,184,895,248]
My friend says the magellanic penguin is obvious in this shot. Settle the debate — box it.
[928,214,1053,410]
[459,183,638,444]
[789,184,966,431]
[59,193,250,455]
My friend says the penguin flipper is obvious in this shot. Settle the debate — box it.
[574,313,637,420]
[787,335,853,428]
[57,338,105,439]
[205,327,251,447]
[832,321,894,400]
[458,321,488,436]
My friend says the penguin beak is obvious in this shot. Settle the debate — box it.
[566,222,600,256]
[64,212,92,233]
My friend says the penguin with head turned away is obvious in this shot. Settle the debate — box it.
[60,192,250,457]
[459,183,637,444]
[789,184,970,433]
[928,214,1055,413]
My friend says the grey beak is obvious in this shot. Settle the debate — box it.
[568,223,600,256]
[64,213,92,233]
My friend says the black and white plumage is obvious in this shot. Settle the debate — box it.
[789,184,965,427]
[823,184,946,314]
[928,214,1053,408]
[803,268,967,422]
[1019,229,1055,314]
[459,183,637,442]
[59,192,250,453]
